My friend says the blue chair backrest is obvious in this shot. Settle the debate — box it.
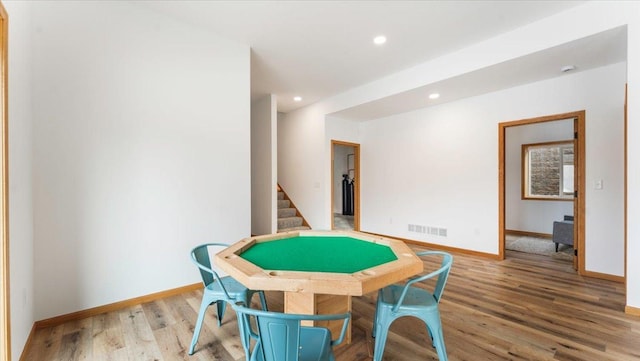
[233,303,350,361]
[192,244,214,286]
[414,251,453,303]
[191,243,231,298]
[254,313,302,361]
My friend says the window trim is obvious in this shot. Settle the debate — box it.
[521,140,575,201]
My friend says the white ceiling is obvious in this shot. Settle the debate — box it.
[135,1,626,117]
[331,26,627,120]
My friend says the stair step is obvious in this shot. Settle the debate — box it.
[276,186,308,232]
[278,216,303,229]
[278,225,311,233]
[278,208,297,218]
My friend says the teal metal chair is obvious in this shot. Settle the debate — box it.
[232,302,350,361]
[372,251,453,361]
[189,243,268,357]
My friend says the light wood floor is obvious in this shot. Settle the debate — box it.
[23,248,640,360]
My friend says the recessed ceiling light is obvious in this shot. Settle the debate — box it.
[293,96,302,102]
[373,35,387,45]
[429,93,440,100]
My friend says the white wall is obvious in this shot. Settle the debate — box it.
[278,111,361,229]
[251,95,277,235]
[278,106,329,229]
[359,63,625,276]
[626,8,640,311]
[279,2,639,308]
[505,120,575,234]
[359,94,500,253]
[5,1,34,358]
[29,1,251,320]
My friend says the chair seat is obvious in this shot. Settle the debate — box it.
[379,284,438,311]
[207,275,251,298]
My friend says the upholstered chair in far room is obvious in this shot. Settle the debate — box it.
[552,215,574,252]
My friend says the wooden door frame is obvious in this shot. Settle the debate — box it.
[331,140,360,231]
[498,111,585,274]
[0,2,9,360]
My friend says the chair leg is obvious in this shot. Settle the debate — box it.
[372,291,382,338]
[423,312,447,361]
[372,306,394,361]
[427,325,434,347]
[250,290,268,310]
[236,311,251,361]
[555,242,559,252]
[258,291,268,310]
[234,294,253,361]
[216,301,226,326]
[189,297,211,355]
[431,327,448,361]
[372,318,391,361]
[252,340,264,361]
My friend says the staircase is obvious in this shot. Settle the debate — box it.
[277,185,311,232]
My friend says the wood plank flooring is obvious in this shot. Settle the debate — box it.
[23,248,640,360]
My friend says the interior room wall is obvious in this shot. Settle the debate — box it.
[251,94,277,235]
[29,1,251,321]
[1,4,637,356]
[282,4,635,232]
[627,19,640,310]
[5,1,35,358]
[277,2,638,308]
[278,105,329,229]
[505,120,575,234]
[358,62,625,276]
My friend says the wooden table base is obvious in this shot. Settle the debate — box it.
[284,292,352,344]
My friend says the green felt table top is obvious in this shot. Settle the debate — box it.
[239,236,397,273]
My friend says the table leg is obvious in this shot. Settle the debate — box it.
[284,292,352,344]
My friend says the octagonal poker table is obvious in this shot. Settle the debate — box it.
[215,230,422,343]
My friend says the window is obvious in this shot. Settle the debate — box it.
[522,140,574,200]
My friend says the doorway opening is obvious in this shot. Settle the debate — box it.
[499,111,585,273]
[331,140,360,231]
